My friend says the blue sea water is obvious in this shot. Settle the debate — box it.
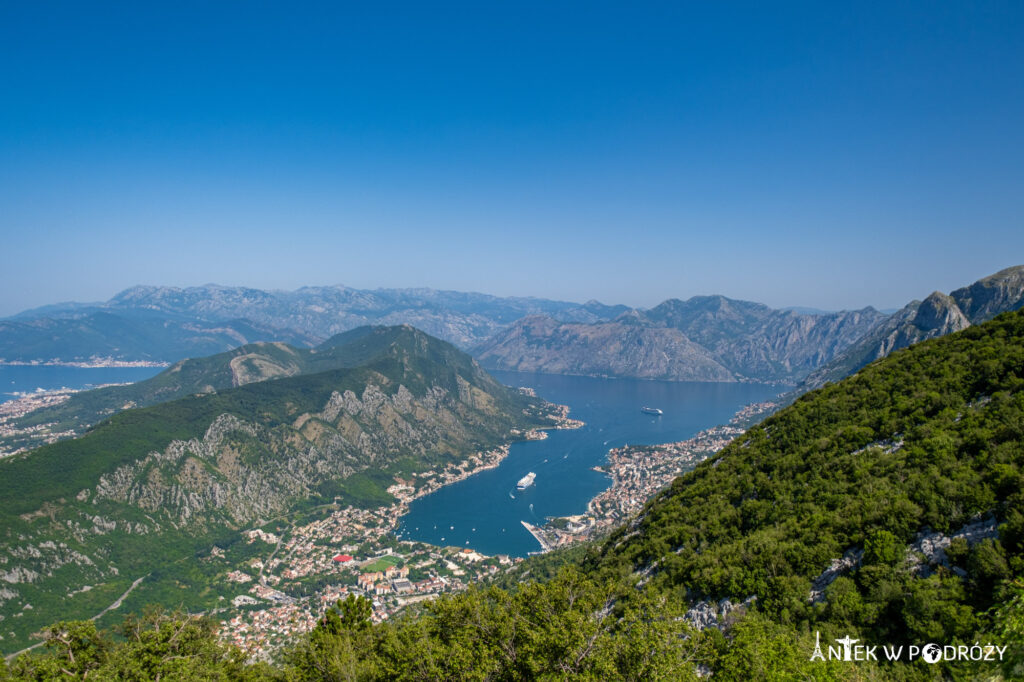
[0,365,163,403]
[396,371,782,557]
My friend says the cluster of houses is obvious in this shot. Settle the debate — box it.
[356,563,411,594]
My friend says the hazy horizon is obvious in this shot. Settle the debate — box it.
[5,268,1015,320]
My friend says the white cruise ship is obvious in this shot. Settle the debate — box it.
[516,472,536,490]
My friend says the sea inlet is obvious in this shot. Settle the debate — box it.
[396,371,782,557]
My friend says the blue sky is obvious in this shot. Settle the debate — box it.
[2,2,1022,316]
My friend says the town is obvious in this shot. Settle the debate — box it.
[213,397,772,658]
[523,422,749,550]
[0,388,80,457]
[216,398,583,658]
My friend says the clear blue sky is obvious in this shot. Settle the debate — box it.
[2,2,1022,316]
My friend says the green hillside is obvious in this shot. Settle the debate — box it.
[584,307,1024,679]
[0,327,558,653]
[5,313,1024,679]
[0,326,465,456]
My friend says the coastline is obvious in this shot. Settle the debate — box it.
[529,399,779,552]
[217,398,584,654]
[394,398,585,510]
[0,384,138,458]
[0,359,169,368]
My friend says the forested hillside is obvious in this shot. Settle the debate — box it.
[5,311,1024,680]
[0,327,560,653]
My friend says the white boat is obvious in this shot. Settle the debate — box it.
[641,406,663,415]
[516,472,536,490]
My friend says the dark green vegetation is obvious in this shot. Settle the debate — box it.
[5,309,1024,679]
[2,609,276,681]
[586,307,1024,679]
[0,327,559,652]
[7,571,1021,680]
[1,326,487,455]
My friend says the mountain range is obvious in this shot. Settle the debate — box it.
[1,285,628,363]
[473,298,887,384]
[3,267,1023,393]
[10,302,1020,678]
[0,327,480,456]
[796,265,1024,392]
[0,327,564,651]
[476,266,1024,389]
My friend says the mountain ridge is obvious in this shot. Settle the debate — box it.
[797,264,1024,392]
[5,285,629,359]
[474,299,886,384]
[0,326,482,457]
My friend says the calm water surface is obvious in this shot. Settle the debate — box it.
[0,365,163,403]
[396,371,782,556]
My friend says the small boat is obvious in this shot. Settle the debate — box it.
[641,406,664,416]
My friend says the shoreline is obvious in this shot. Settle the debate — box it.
[0,359,169,368]
[529,399,780,552]
[216,398,584,654]
[394,398,585,510]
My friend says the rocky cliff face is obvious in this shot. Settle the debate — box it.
[86,380,483,528]
[473,315,736,382]
[949,265,1024,322]
[474,300,885,384]
[797,266,1024,392]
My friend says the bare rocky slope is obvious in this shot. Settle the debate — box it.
[797,265,1024,392]
[474,297,886,384]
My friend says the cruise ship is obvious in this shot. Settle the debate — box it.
[516,472,536,490]
[641,406,664,415]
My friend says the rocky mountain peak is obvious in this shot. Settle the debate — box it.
[913,291,970,335]
[951,265,1024,323]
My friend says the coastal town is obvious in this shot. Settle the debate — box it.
[213,395,773,658]
[215,398,583,657]
[0,388,80,457]
[0,358,168,368]
[523,422,748,551]
[0,377,765,660]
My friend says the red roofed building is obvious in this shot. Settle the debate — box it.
[333,554,353,563]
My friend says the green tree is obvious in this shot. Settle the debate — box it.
[992,577,1024,680]
[863,530,901,566]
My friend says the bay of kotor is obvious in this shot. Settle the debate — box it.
[396,371,782,557]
